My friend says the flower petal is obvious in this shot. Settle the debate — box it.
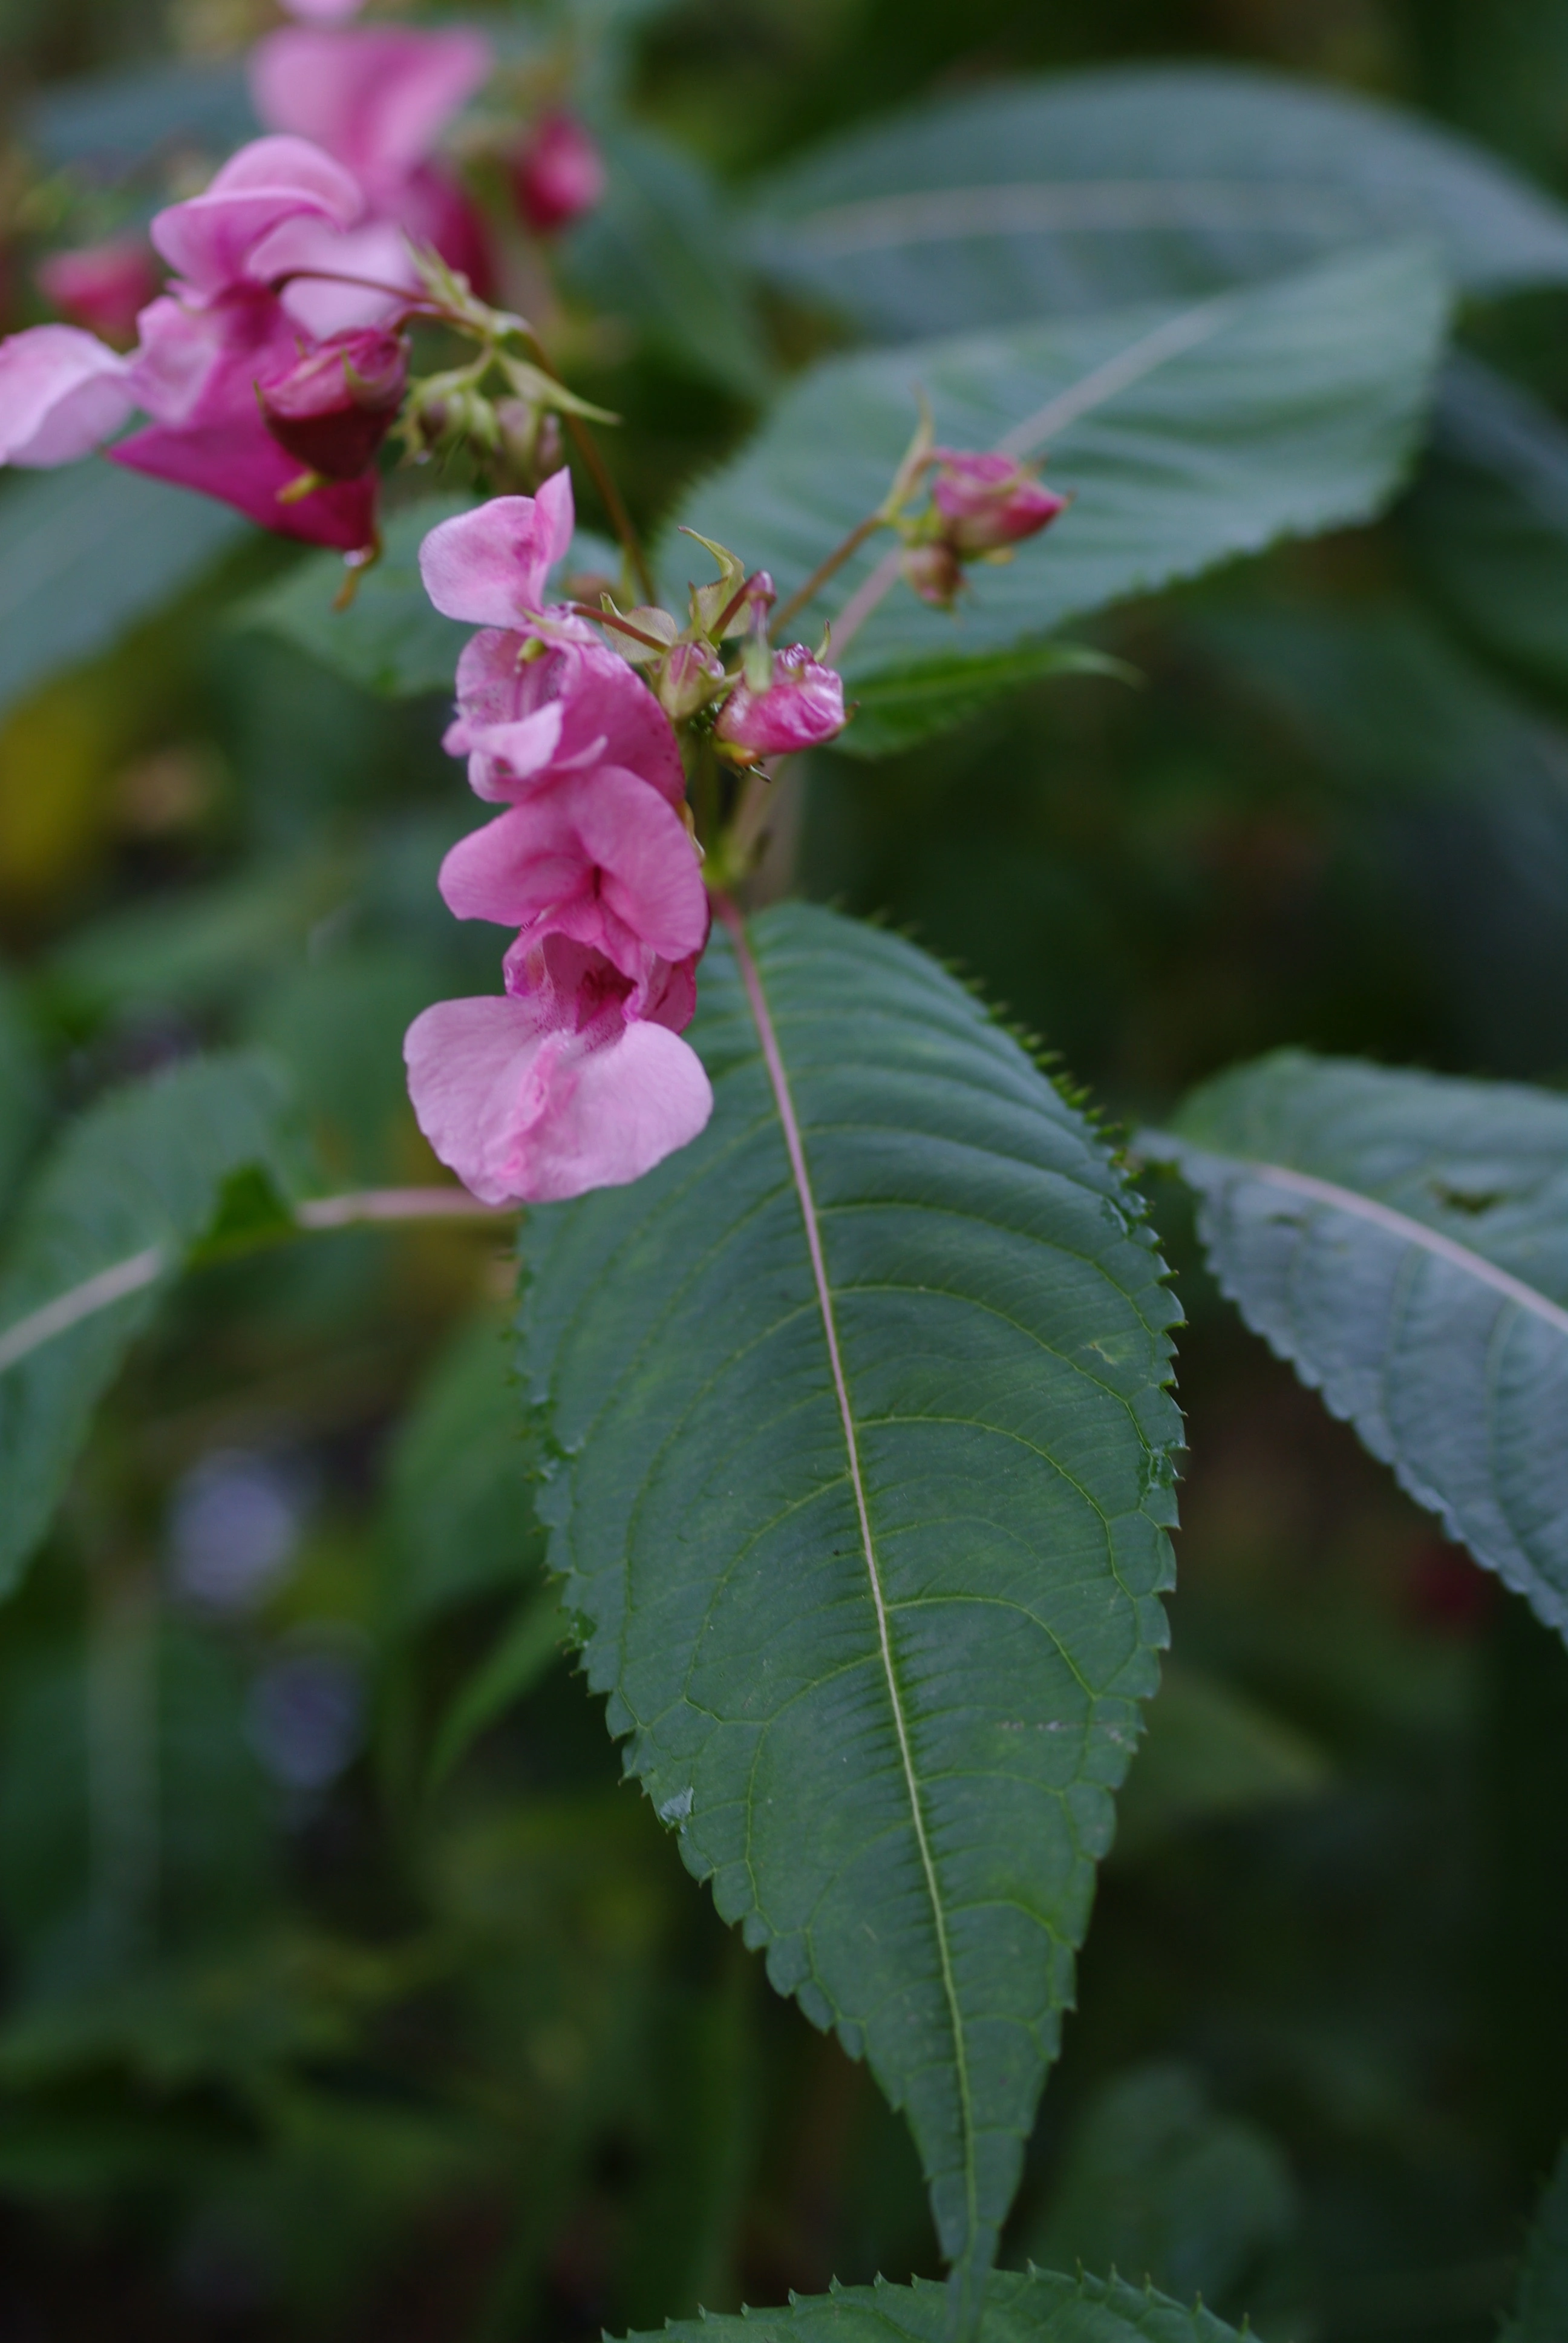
[108,418,376,549]
[250,27,493,193]
[419,473,575,626]
[151,135,364,293]
[0,324,134,466]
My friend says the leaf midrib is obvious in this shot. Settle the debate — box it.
[715,896,979,2258]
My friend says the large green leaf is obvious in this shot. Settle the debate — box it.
[520,902,1180,2304]
[0,1052,301,1596]
[0,971,46,1224]
[623,2266,1241,2343]
[1503,2137,1568,2342]
[746,64,1568,338]
[1145,1052,1568,1637]
[0,463,247,721]
[24,57,253,174]
[670,244,1445,754]
[1402,354,1568,702]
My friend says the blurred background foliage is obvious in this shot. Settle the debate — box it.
[2,0,1568,2338]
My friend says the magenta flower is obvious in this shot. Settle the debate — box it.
[438,765,708,974]
[447,628,688,808]
[419,471,577,629]
[928,447,1068,555]
[404,936,711,1206]
[257,326,407,479]
[714,644,846,761]
[0,326,136,465]
[37,238,160,346]
[250,26,495,293]
[512,111,606,237]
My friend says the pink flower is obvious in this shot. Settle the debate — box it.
[0,325,135,465]
[37,238,159,346]
[714,644,846,760]
[148,134,364,295]
[928,448,1068,555]
[446,628,687,808]
[439,765,708,974]
[512,112,606,237]
[250,27,494,290]
[257,325,407,479]
[404,938,712,1205]
[111,418,376,549]
[420,471,576,628]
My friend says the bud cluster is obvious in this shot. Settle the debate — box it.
[894,444,1069,609]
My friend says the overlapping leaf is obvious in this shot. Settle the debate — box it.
[1146,1052,1568,1636]
[746,64,1568,338]
[624,2266,1242,2343]
[0,1052,301,1594]
[520,902,1180,2304]
[670,244,1446,753]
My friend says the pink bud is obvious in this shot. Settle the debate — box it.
[512,111,606,236]
[257,326,407,479]
[36,238,160,347]
[901,540,964,609]
[714,644,846,761]
[928,448,1068,555]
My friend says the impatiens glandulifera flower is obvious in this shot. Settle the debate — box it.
[250,26,495,296]
[927,447,1068,555]
[419,470,576,629]
[37,239,160,347]
[713,643,847,762]
[257,327,408,479]
[446,627,687,807]
[0,326,136,465]
[512,111,606,237]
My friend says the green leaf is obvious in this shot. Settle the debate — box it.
[24,57,254,172]
[0,464,247,722]
[0,969,47,1224]
[841,643,1133,760]
[0,1051,302,1596]
[670,244,1446,753]
[1402,354,1568,702]
[622,2266,1242,2343]
[563,126,771,401]
[241,498,621,698]
[746,64,1568,338]
[1024,2062,1298,2316]
[1503,2137,1568,2342]
[1145,1051,1568,1639]
[520,902,1181,2302]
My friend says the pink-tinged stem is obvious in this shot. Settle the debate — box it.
[769,513,884,638]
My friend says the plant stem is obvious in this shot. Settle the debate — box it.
[769,514,886,638]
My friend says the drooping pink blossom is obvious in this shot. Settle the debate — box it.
[37,238,159,346]
[512,111,606,236]
[250,26,494,291]
[928,447,1068,555]
[439,765,708,972]
[714,644,846,760]
[404,935,711,1205]
[446,626,687,807]
[257,325,407,479]
[419,471,576,628]
[0,325,136,465]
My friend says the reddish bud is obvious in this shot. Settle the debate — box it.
[928,447,1067,555]
[512,111,606,236]
[901,540,964,608]
[257,327,408,479]
[714,643,846,760]
[37,238,160,348]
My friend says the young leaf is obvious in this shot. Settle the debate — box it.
[0,464,246,722]
[1503,2138,1568,2342]
[621,2266,1243,2343]
[669,244,1446,754]
[520,902,1181,2305]
[0,1051,301,1596]
[1145,1052,1568,1639]
[746,64,1568,338]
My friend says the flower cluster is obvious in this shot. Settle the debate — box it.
[404,474,851,1204]
[0,22,607,552]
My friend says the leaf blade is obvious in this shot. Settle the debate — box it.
[623,2264,1242,2343]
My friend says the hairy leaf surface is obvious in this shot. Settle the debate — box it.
[747,64,1568,336]
[520,902,1180,2299]
[669,246,1445,753]
[0,465,246,720]
[0,1052,300,1594]
[1147,1052,1568,1634]
[624,2266,1241,2343]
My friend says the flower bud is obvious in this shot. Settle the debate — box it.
[901,540,964,608]
[714,644,846,761]
[929,448,1068,555]
[258,329,408,480]
[512,111,606,237]
[657,641,724,723]
[37,238,159,349]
